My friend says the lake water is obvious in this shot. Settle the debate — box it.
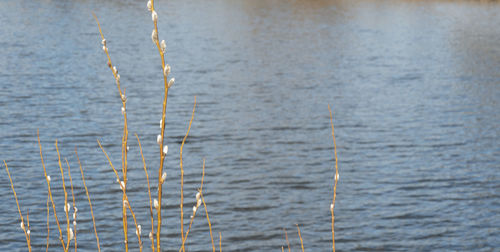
[0,0,499,251]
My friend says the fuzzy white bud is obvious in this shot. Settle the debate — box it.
[163,65,170,77]
[161,172,167,182]
[101,39,106,46]
[157,134,162,145]
[113,66,117,74]
[330,203,334,211]
[196,198,202,208]
[147,0,152,11]
[20,222,25,230]
[126,145,129,152]
[154,199,159,209]
[192,205,197,213]
[121,107,125,115]
[121,94,126,101]
[152,11,158,22]
[73,220,77,226]
[136,224,142,236]
[27,229,30,236]
[163,145,168,155]
[47,175,51,182]
[335,173,339,181]
[196,191,201,202]
[160,40,166,53]
[116,74,120,82]
[149,231,153,240]
[73,212,76,220]
[160,119,163,128]
[152,30,158,43]
[123,199,129,208]
[65,203,71,213]
[167,78,175,88]
[69,228,74,240]
[120,180,126,190]
[102,46,107,51]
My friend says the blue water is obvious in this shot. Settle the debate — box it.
[1,0,499,251]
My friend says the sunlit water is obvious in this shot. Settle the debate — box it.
[1,0,499,251]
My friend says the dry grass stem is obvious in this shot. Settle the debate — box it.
[66,159,78,252]
[296,224,304,252]
[179,159,206,252]
[135,133,155,252]
[180,97,197,248]
[92,13,130,251]
[38,131,67,251]
[75,148,101,252]
[4,161,31,252]
[328,105,339,252]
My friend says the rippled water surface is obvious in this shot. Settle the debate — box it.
[1,0,499,251]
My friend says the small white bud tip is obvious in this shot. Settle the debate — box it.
[163,64,171,77]
[121,107,125,115]
[196,198,202,208]
[65,203,71,213]
[192,205,197,213]
[73,220,77,226]
[154,199,159,209]
[163,145,168,155]
[136,224,142,236]
[147,0,152,11]
[120,181,126,190]
[149,231,153,240]
[161,172,167,182]
[113,66,117,74]
[167,78,175,88]
[330,203,334,211]
[160,40,166,53]
[102,46,106,51]
[152,30,158,43]
[20,222,25,230]
[116,74,120,81]
[335,173,339,181]
[46,175,51,182]
[69,228,74,240]
[74,206,78,213]
[157,134,162,145]
[101,39,106,46]
[126,145,129,152]
[152,11,158,22]
[123,200,129,208]
[196,191,201,201]
[27,229,30,236]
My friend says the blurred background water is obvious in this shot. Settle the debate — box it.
[0,0,499,251]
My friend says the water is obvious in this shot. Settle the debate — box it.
[1,0,499,251]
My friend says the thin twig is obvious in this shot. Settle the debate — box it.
[328,105,339,252]
[66,159,78,252]
[179,159,205,252]
[55,141,71,250]
[180,97,197,248]
[135,133,155,252]
[75,147,101,252]
[284,228,291,252]
[46,193,50,252]
[92,13,129,251]
[4,161,31,252]
[38,131,67,251]
[296,224,304,252]
[219,232,222,252]
[200,193,215,252]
